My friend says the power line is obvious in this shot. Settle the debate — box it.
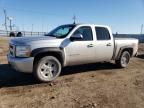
[0,7,78,32]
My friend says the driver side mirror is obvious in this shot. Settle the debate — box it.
[70,34,83,41]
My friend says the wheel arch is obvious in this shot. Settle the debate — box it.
[116,46,133,60]
[31,47,65,67]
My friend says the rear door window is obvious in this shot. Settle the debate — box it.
[95,27,111,40]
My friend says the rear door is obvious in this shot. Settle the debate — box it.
[94,27,114,61]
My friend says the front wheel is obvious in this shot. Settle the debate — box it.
[115,51,130,68]
[34,56,62,82]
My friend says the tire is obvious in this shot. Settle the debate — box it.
[115,51,130,68]
[34,56,62,82]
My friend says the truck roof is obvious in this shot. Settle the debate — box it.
[62,23,110,28]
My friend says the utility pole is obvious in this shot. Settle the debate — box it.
[31,24,33,32]
[140,24,143,35]
[3,9,8,36]
[10,19,12,31]
[7,17,13,31]
[73,15,76,24]
[42,24,43,32]
[139,24,143,42]
[22,24,25,31]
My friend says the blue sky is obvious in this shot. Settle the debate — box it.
[0,0,144,33]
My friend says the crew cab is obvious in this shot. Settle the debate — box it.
[7,24,138,82]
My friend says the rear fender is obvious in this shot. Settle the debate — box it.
[115,46,133,60]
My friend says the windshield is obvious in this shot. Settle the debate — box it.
[46,25,76,38]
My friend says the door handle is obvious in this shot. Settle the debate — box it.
[106,43,111,46]
[87,44,94,48]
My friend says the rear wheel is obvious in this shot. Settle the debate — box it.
[115,51,130,68]
[34,56,61,82]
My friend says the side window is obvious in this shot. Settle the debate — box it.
[73,26,93,41]
[95,27,111,40]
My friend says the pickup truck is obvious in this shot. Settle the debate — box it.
[7,24,138,82]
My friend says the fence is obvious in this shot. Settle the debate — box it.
[0,30,47,37]
[0,30,144,43]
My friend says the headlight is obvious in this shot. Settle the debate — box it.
[16,46,31,57]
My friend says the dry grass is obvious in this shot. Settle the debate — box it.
[0,39,6,42]
[0,40,8,45]
[0,38,9,56]
[0,37,10,45]
[138,44,144,52]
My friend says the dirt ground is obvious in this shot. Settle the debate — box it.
[0,37,144,108]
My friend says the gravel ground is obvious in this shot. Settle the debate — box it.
[0,37,144,108]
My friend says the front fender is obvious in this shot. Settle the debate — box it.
[31,47,65,66]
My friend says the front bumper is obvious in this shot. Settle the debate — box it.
[7,54,34,73]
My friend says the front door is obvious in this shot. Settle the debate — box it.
[64,26,95,66]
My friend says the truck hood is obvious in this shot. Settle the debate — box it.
[11,36,57,45]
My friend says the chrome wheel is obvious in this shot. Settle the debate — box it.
[116,51,130,68]
[35,56,61,82]
[121,54,129,67]
[39,60,58,79]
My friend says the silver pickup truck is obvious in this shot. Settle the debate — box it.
[7,24,138,82]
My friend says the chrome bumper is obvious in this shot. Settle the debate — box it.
[7,54,34,73]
